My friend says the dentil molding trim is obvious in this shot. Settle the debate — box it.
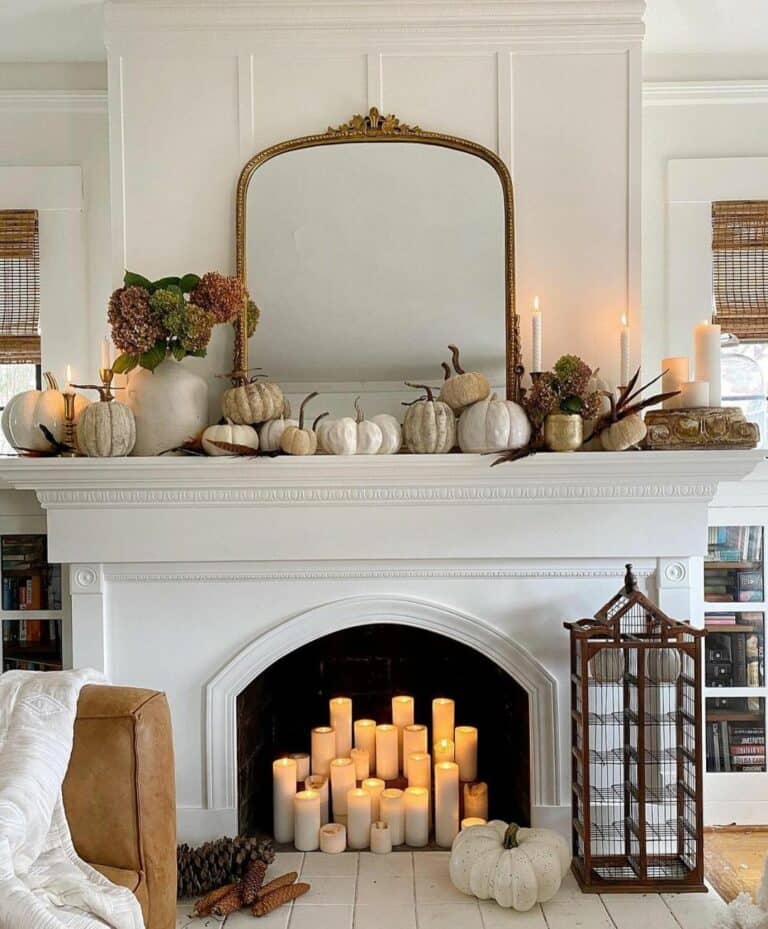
[0,90,107,114]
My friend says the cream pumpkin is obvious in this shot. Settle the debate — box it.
[439,345,491,412]
[280,392,325,456]
[202,420,259,456]
[450,821,570,911]
[259,416,298,453]
[76,399,136,458]
[221,378,285,424]
[1,372,89,452]
[457,393,531,453]
[372,413,402,455]
[403,383,456,454]
[600,413,647,451]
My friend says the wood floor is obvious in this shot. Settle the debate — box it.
[705,826,768,904]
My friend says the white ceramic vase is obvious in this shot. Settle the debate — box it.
[126,358,208,456]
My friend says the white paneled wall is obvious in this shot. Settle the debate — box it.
[105,1,644,415]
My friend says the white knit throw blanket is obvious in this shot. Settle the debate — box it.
[0,669,144,929]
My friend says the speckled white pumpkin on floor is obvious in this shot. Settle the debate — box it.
[175,851,729,929]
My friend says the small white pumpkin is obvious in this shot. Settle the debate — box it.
[76,398,136,457]
[323,398,383,456]
[372,413,402,455]
[439,345,491,412]
[450,821,570,911]
[280,392,325,457]
[221,378,285,425]
[589,647,625,683]
[1,372,89,452]
[259,416,298,453]
[202,419,259,456]
[600,413,647,451]
[648,648,681,684]
[458,393,532,453]
[403,383,456,454]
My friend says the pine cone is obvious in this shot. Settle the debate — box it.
[211,885,244,917]
[252,882,310,916]
[176,835,275,899]
[193,882,237,917]
[255,871,299,901]
[241,858,268,905]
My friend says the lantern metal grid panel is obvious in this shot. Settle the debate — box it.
[566,565,706,893]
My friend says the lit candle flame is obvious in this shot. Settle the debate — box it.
[65,364,73,393]
[533,295,540,312]
[621,314,628,328]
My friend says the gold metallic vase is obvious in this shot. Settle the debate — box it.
[544,413,583,452]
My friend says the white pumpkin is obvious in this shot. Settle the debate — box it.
[589,647,625,683]
[403,383,456,454]
[600,413,647,451]
[1,372,89,452]
[323,398,383,456]
[221,378,285,424]
[450,821,570,911]
[202,420,259,456]
[458,393,531,453]
[259,416,298,453]
[372,414,402,455]
[77,400,136,457]
[648,649,681,684]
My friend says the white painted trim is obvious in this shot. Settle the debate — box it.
[177,807,239,845]
[643,80,768,106]
[0,90,107,114]
[204,595,560,814]
[705,800,768,827]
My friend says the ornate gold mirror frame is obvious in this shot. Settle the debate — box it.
[234,107,521,400]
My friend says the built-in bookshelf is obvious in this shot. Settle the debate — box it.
[706,696,765,772]
[0,534,65,673]
[706,526,763,602]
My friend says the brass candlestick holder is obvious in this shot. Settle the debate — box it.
[61,392,78,456]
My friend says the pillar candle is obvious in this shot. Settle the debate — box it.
[354,718,377,770]
[392,695,415,771]
[380,788,405,846]
[329,697,353,758]
[305,774,329,825]
[362,777,385,821]
[432,698,454,744]
[330,757,355,817]
[407,752,431,790]
[454,726,478,782]
[463,782,489,821]
[532,296,542,373]
[351,748,370,781]
[370,820,392,854]
[319,822,346,854]
[404,786,429,847]
[272,757,297,843]
[294,789,321,851]
[620,314,631,387]
[679,380,710,409]
[434,761,459,848]
[101,337,111,371]
[433,738,454,766]
[661,356,689,410]
[311,726,336,776]
[694,319,721,406]
[461,817,487,830]
[376,724,398,780]
[347,787,372,850]
[289,753,310,782]
[402,724,428,778]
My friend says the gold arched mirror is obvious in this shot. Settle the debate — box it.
[235,108,520,410]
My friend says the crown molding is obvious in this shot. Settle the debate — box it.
[643,80,768,106]
[0,90,107,114]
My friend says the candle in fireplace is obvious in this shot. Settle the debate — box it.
[362,777,385,821]
[461,817,487,829]
[319,822,346,854]
[392,695,415,770]
[380,788,405,846]
[434,761,460,847]
[463,781,489,821]
[272,757,297,843]
[305,774,329,825]
[370,820,392,854]
[289,752,310,782]
[434,738,455,766]
[347,788,372,849]
[375,724,398,780]
[329,697,353,758]
[294,789,321,851]
[454,726,478,781]
[330,757,355,817]
[407,752,431,790]
[354,718,377,770]
[432,698,454,744]
[351,747,370,781]
[311,726,336,776]
[402,724,428,778]
[404,786,429,847]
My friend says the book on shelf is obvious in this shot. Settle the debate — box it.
[708,716,767,772]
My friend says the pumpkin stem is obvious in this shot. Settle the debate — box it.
[503,823,521,849]
[405,382,434,403]
[354,396,365,424]
[312,412,329,431]
[448,344,465,375]
[441,362,451,381]
[298,391,318,430]
[43,371,59,391]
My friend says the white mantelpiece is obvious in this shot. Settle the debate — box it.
[0,450,761,840]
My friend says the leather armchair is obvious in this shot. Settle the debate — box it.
[63,685,177,929]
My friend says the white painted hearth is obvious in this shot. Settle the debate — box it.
[0,450,762,839]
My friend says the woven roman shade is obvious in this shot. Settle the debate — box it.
[0,210,40,363]
[713,200,768,340]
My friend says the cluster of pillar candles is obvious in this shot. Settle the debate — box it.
[272,696,489,854]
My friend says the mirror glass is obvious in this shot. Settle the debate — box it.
[244,142,506,415]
